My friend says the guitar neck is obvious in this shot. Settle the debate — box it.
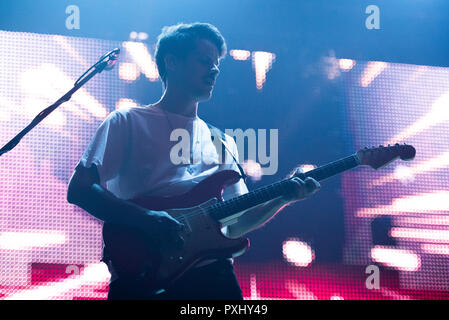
[208,154,360,222]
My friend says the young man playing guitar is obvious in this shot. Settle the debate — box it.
[67,22,320,300]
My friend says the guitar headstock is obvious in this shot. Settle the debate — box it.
[356,143,416,169]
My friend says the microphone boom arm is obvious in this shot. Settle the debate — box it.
[0,48,120,157]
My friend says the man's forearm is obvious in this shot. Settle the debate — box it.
[226,197,290,238]
[68,183,148,227]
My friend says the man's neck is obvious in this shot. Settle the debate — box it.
[155,87,199,117]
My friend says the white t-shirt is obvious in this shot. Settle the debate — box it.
[78,104,248,219]
[78,105,249,276]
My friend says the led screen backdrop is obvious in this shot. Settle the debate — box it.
[341,61,449,291]
[0,30,448,299]
[0,30,125,299]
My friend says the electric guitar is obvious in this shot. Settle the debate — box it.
[102,143,416,292]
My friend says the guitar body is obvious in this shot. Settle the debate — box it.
[102,170,249,291]
[101,143,416,293]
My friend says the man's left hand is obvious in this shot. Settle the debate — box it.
[283,167,321,203]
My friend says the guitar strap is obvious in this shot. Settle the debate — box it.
[206,122,247,182]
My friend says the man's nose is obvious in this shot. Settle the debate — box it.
[211,64,220,76]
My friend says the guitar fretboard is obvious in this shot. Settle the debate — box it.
[207,154,360,221]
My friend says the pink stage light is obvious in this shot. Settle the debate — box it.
[119,62,140,81]
[339,59,355,71]
[0,230,66,250]
[282,238,315,267]
[241,160,263,181]
[396,216,449,227]
[115,98,138,110]
[19,63,108,121]
[122,41,159,81]
[386,92,449,145]
[369,151,449,188]
[421,244,449,256]
[252,51,275,90]
[371,246,421,271]
[360,61,388,87]
[357,191,449,217]
[230,49,251,61]
[391,227,449,243]
[3,263,109,300]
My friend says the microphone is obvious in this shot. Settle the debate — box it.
[74,48,121,85]
[103,48,120,71]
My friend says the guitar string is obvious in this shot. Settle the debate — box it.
[163,147,410,229]
[167,178,291,223]
[162,180,292,227]
[166,154,359,224]
[151,105,358,224]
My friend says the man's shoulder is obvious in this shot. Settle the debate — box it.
[112,105,143,117]
[108,105,161,122]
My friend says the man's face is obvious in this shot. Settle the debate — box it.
[172,39,221,102]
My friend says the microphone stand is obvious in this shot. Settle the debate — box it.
[0,48,120,157]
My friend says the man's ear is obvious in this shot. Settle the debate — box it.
[164,54,177,73]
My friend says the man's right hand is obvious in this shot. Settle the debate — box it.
[67,164,185,252]
[137,210,185,252]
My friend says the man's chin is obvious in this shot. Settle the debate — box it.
[196,89,213,102]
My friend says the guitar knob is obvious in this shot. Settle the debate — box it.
[178,256,184,263]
